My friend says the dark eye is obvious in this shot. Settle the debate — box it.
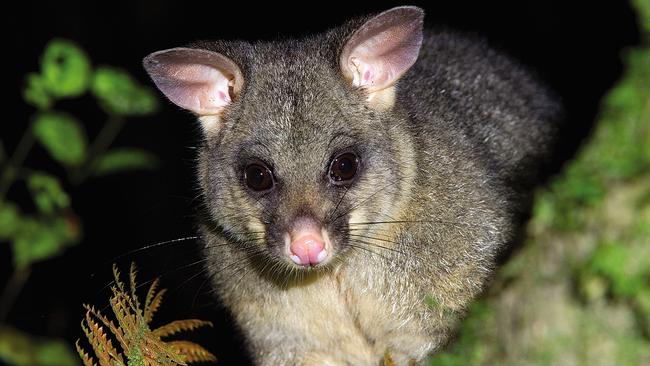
[329,152,359,184]
[244,163,274,191]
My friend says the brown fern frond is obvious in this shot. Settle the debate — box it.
[75,340,98,366]
[81,318,112,366]
[167,340,217,363]
[145,278,160,310]
[143,355,166,366]
[153,319,213,339]
[112,263,126,292]
[143,337,187,366]
[112,271,139,316]
[111,289,141,337]
[129,262,142,312]
[84,304,127,350]
[145,288,167,323]
[85,311,125,365]
[80,264,216,366]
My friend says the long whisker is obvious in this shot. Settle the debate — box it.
[349,238,406,256]
[346,243,391,263]
[331,174,412,223]
[327,185,349,223]
[107,236,199,263]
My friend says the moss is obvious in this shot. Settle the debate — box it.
[427,1,650,364]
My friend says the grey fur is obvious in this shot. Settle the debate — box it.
[146,7,562,365]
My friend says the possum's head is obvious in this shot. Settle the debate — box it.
[143,7,423,270]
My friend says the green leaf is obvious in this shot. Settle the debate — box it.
[0,202,22,240]
[633,0,650,35]
[40,39,91,99]
[22,73,52,109]
[94,148,159,176]
[11,215,81,269]
[34,112,88,166]
[587,242,647,298]
[34,340,80,366]
[91,66,159,116]
[0,326,79,366]
[27,173,70,214]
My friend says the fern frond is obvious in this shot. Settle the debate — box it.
[145,278,160,312]
[84,304,127,351]
[111,264,139,316]
[76,340,98,366]
[110,293,137,339]
[143,355,167,366]
[167,341,217,363]
[81,318,112,366]
[85,311,125,365]
[129,262,142,313]
[112,263,126,292]
[143,337,187,366]
[79,264,216,366]
[153,320,213,338]
[145,288,166,323]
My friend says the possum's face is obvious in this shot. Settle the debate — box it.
[197,65,414,269]
[143,7,423,270]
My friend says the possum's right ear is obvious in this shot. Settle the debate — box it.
[143,47,243,129]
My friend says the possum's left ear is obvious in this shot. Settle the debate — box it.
[340,6,424,97]
[143,47,244,118]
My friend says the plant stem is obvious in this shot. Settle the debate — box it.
[0,125,36,202]
[0,139,6,165]
[71,115,125,184]
[0,267,31,323]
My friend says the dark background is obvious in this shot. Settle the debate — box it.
[3,1,640,364]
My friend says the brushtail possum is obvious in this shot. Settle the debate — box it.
[143,6,561,365]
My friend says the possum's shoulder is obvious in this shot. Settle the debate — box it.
[401,29,563,186]
[404,28,559,114]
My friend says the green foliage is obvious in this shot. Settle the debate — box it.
[34,112,88,166]
[40,39,91,99]
[532,5,650,233]
[635,0,650,33]
[12,214,80,270]
[0,326,78,366]
[537,163,605,231]
[1,37,161,366]
[428,2,650,364]
[92,67,159,116]
[27,173,70,214]
[0,202,21,240]
[94,148,159,176]
[23,73,52,110]
[428,301,491,366]
[583,242,649,298]
[1,38,161,268]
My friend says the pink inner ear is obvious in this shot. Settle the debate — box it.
[341,6,424,92]
[143,48,244,116]
[156,63,231,115]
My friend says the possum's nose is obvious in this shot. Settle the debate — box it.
[285,218,329,266]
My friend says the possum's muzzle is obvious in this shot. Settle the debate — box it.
[281,216,333,267]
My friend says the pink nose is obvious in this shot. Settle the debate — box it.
[289,234,327,266]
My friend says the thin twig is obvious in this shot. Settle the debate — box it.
[0,139,6,165]
[0,124,36,201]
[71,115,125,184]
[0,267,32,322]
